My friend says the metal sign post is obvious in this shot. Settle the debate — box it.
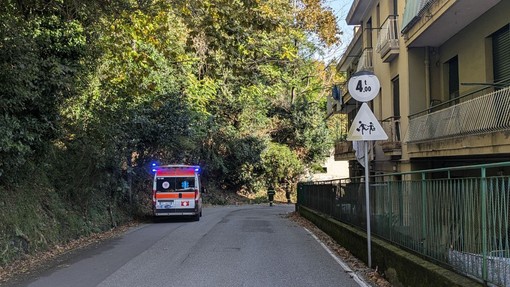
[364,140,371,267]
[345,71,386,268]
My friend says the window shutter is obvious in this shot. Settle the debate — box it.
[493,25,510,86]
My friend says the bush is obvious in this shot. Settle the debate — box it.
[261,142,303,191]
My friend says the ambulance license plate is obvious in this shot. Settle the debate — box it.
[159,200,174,209]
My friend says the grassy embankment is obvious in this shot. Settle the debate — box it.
[0,169,132,267]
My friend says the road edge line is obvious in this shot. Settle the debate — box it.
[304,227,372,287]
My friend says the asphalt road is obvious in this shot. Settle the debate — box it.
[8,205,365,287]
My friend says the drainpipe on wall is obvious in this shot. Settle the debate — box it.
[424,47,431,108]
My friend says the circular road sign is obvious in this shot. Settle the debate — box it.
[348,71,380,102]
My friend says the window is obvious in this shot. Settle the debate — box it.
[492,24,510,87]
[376,4,380,28]
[366,18,373,48]
[392,76,401,141]
[447,56,459,105]
[392,76,400,118]
[157,177,196,191]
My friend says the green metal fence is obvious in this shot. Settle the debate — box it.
[297,162,510,286]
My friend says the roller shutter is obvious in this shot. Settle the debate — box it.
[493,25,510,87]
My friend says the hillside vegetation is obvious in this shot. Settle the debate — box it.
[0,0,345,266]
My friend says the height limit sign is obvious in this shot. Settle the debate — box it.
[347,71,380,102]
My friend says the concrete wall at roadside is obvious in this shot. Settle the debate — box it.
[297,206,482,287]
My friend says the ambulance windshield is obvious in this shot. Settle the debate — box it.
[156,177,196,191]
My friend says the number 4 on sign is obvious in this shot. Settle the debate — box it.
[346,103,388,141]
[348,71,380,102]
[356,80,372,93]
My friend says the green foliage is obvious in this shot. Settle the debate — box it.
[0,0,343,266]
[0,12,46,179]
[261,142,304,189]
[292,99,331,164]
[328,113,349,141]
[296,0,341,47]
[0,168,130,265]
[0,2,90,181]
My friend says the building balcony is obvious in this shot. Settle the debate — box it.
[380,116,402,156]
[327,84,350,116]
[356,48,373,72]
[327,83,358,117]
[406,86,510,157]
[376,16,399,63]
[327,85,340,117]
[401,0,500,47]
[333,27,362,117]
[334,141,355,161]
[346,0,378,25]
[337,26,362,75]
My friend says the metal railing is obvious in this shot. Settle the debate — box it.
[297,162,510,286]
[376,15,399,57]
[407,86,510,142]
[356,48,373,72]
[381,116,401,143]
[335,140,353,153]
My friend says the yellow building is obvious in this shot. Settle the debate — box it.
[329,0,510,176]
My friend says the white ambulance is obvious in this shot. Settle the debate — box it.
[152,165,203,221]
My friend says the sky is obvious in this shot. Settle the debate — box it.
[320,0,355,64]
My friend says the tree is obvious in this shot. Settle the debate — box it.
[296,0,341,47]
[166,0,341,191]
[261,142,304,191]
[0,1,90,181]
[1,0,342,192]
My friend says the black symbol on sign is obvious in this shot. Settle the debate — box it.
[356,121,376,135]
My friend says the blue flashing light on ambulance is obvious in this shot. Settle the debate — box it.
[152,164,203,221]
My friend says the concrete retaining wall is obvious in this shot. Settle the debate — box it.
[298,206,483,287]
